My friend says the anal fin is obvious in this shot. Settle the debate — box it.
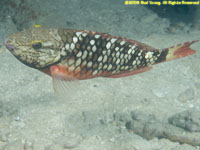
[50,65,81,99]
[104,67,152,78]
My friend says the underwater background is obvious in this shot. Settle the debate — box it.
[0,0,200,149]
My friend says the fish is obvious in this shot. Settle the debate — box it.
[4,25,198,92]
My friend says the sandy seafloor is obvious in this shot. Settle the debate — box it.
[0,0,200,149]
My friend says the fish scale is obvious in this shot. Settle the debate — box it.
[57,29,163,78]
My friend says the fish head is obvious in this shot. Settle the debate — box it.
[4,26,62,69]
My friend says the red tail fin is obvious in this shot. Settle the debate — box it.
[166,40,198,61]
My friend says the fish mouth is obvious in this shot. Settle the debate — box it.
[4,39,15,51]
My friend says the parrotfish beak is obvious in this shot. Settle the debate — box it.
[4,38,15,51]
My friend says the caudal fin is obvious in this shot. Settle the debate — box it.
[165,40,198,61]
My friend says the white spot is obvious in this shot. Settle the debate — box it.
[76,32,82,37]
[77,51,82,57]
[95,34,101,39]
[103,55,108,63]
[98,56,103,62]
[124,54,128,59]
[131,45,136,49]
[128,49,132,54]
[68,65,75,71]
[82,51,87,59]
[68,59,75,66]
[120,54,124,59]
[153,56,158,61]
[111,38,117,43]
[137,60,140,65]
[112,70,117,74]
[90,40,95,45]
[102,50,106,55]
[120,41,126,45]
[92,46,97,52]
[98,63,103,69]
[82,33,87,37]
[125,66,129,70]
[92,70,98,76]
[107,64,112,70]
[75,58,81,66]
[70,43,75,49]
[131,50,135,54]
[103,64,108,69]
[107,49,111,56]
[128,55,131,60]
[87,61,93,68]
[73,37,78,43]
[65,44,70,49]
[61,49,66,56]
[150,58,154,62]
[145,52,153,59]
[79,36,83,41]
[132,60,136,65]
[113,57,116,62]
[89,51,93,56]
[120,47,124,52]
[116,59,120,65]
[50,49,55,55]
[115,47,119,51]
[106,42,111,49]
[116,52,120,57]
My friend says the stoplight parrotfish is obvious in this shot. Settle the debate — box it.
[4,25,198,92]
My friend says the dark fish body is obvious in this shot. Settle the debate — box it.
[51,29,196,79]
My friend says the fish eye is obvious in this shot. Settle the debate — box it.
[32,42,42,50]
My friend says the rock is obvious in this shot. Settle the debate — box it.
[126,111,157,138]
[144,122,200,146]
[167,26,177,33]
[130,111,156,123]
[125,111,200,146]
[55,134,82,149]
[113,112,131,123]
[125,120,145,137]
[152,88,165,98]
[168,110,200,132]
[2,140,33,150]
[177,88,195,103]
[173,22,185,30]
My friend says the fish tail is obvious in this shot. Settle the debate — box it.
[165,40,198,61]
